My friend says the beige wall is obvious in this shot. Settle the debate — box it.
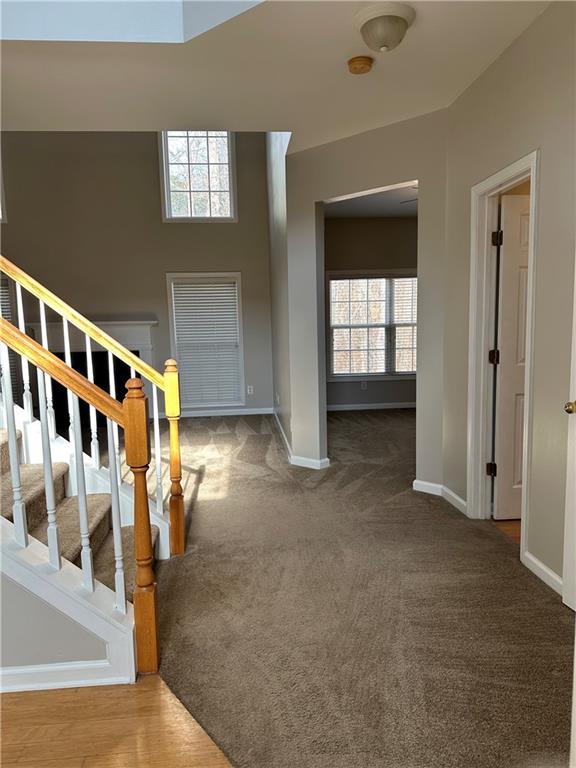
[1,131,274,412]
[0,573,106,667]
[443,2,575,574]
[278,2,574,579]
[325,217,418,409]
[325,217,418,272]
[285,109,447,474]
[266,132,292,439]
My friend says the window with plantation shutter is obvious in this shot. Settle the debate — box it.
[328,275,417,377]
[167,274,244,409]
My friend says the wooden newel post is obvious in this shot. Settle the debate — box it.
[123,378,159,674]
[164,359,185,556]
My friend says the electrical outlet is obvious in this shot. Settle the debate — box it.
[247,385,254,395]
[360,381,368,391]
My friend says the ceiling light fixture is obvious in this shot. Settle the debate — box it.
[355,2,416,53]
[347,55,374,75]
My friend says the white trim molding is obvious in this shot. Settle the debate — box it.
[1,519,135,692]
[467,150,539,525]
[180,407,274,418]
[413,480,468,516]
[274,412,330,470]
[521,550,563,596]
[328,402,415,412]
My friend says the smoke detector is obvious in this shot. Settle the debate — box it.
[355,3,416,53]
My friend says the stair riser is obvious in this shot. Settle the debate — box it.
[0,433,22,475]
[25,473,67,532]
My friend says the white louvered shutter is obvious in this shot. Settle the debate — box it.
[170,277,243,408]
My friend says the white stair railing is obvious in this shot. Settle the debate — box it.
[1,316,159,672]
[37,361,61,570]
[0,254,184,557]
[0,342,28,547]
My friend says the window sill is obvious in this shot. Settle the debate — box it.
[328,374,416,383]
[162,216,238,224]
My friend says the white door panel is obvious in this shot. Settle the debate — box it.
[494,195,530,520]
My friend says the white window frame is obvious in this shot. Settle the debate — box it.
[159,131,237,223]
[166,272,246,410]
[326,268,417,383]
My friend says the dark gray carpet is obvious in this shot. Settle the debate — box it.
[157,410,574,768]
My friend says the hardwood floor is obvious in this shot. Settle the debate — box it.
[492,519,521,544]
[1,675,231,767]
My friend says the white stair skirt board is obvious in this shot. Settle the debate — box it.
[521,550,563,596]
[0,519,135,692]
[273,412,330,471]
[327,402,416,411]
[412,480,468,516]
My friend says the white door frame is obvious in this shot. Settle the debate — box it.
[467,151,545,566]
[564,251,576,611]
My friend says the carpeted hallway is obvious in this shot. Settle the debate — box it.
[157,410,574,768]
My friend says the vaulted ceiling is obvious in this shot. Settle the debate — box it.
[1,1,548,152]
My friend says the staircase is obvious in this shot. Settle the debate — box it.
[0,254,184,691]
[0,429,160,600]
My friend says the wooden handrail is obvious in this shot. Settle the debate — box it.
[0,318,124,426]
[0,255,164,389]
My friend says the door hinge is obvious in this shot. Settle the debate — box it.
[486,462,498,478]
[492,230,503,247]
[488,349,500,365]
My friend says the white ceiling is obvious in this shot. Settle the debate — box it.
[325,186,418,218]
[1,1,548,152]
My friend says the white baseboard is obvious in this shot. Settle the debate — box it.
[441,486,468,515]
[412,480,468,516]
[1,659,135,693]
[412,479,443,496]
[177,407,275,418]
[291,455,331,470]
[273,412,330,471]
[521,550,563,595]
[327,402,416,412]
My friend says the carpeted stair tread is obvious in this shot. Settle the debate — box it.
[94,524,160,602]
[29,493,112,565]
[1,462,69,530]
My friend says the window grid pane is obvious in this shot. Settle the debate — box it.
[164,131,232,219]
[329,277,417,376]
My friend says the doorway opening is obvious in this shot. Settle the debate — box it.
[466,152,554,587]
[322,181,418,460]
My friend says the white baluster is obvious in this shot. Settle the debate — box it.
[39,301,56,439]
[0,343,28,547]
[71,394,94,591]
[85,335,100,469]
[62,318,75,449]
[129,366,136,379]
[108,352,123,483]
[37,362,61,569]
[106,418,126,613]
[152,384,164,517]
[15,284,33,422]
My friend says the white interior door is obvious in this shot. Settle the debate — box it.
[494,195,530,520]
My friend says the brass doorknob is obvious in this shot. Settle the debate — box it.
[565,401,576,414]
